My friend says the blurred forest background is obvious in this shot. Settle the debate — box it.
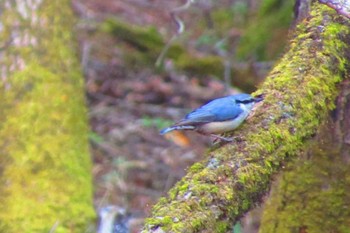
[73,0,295,232]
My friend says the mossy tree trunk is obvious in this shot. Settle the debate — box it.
[260,81,350,233]
[0,0,95,232]
[142,2,350,233]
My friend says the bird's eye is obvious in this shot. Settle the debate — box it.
[237,99,254,104]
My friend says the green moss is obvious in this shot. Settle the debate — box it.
[0,1,95,232]
[214,221,230,233]
[176,55,223,77]
[189,162,205,172]
[0,65,95,233]
[261,152,350,233]
[168,181,189,199]
[102,19,164,52]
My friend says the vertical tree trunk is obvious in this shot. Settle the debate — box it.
[0,0,95,232]
[260,80,350,233]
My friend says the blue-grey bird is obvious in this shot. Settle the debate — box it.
[160,93,262,141]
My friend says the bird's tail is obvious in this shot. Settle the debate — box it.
[160,125,195,135]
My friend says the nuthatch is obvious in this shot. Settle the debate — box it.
[160,93,263,141]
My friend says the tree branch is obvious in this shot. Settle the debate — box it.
[142,2,350,232]
[260,78,350,232]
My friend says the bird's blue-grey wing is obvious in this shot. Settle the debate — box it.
[175,98,243,126]
[174,111,216,126]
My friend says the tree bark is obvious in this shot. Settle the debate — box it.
[260,79,350,233]
[0,0,95,232]
[142,2,350,233]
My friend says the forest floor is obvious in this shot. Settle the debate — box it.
[73,0,263,231]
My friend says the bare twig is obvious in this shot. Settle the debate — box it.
[155,0,196,67]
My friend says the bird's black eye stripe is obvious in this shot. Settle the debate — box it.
[236,99,254,104]
[237,97,263,104]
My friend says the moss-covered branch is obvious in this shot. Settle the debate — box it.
[260,72,350,233]
[141,3,350,233]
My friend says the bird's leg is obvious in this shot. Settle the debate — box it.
[197,130,234,143]
[210,134,233,142]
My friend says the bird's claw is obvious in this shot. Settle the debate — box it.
[211,134,234,143]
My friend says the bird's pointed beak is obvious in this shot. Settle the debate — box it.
[253,93,264,102]
[253,96,264,102]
